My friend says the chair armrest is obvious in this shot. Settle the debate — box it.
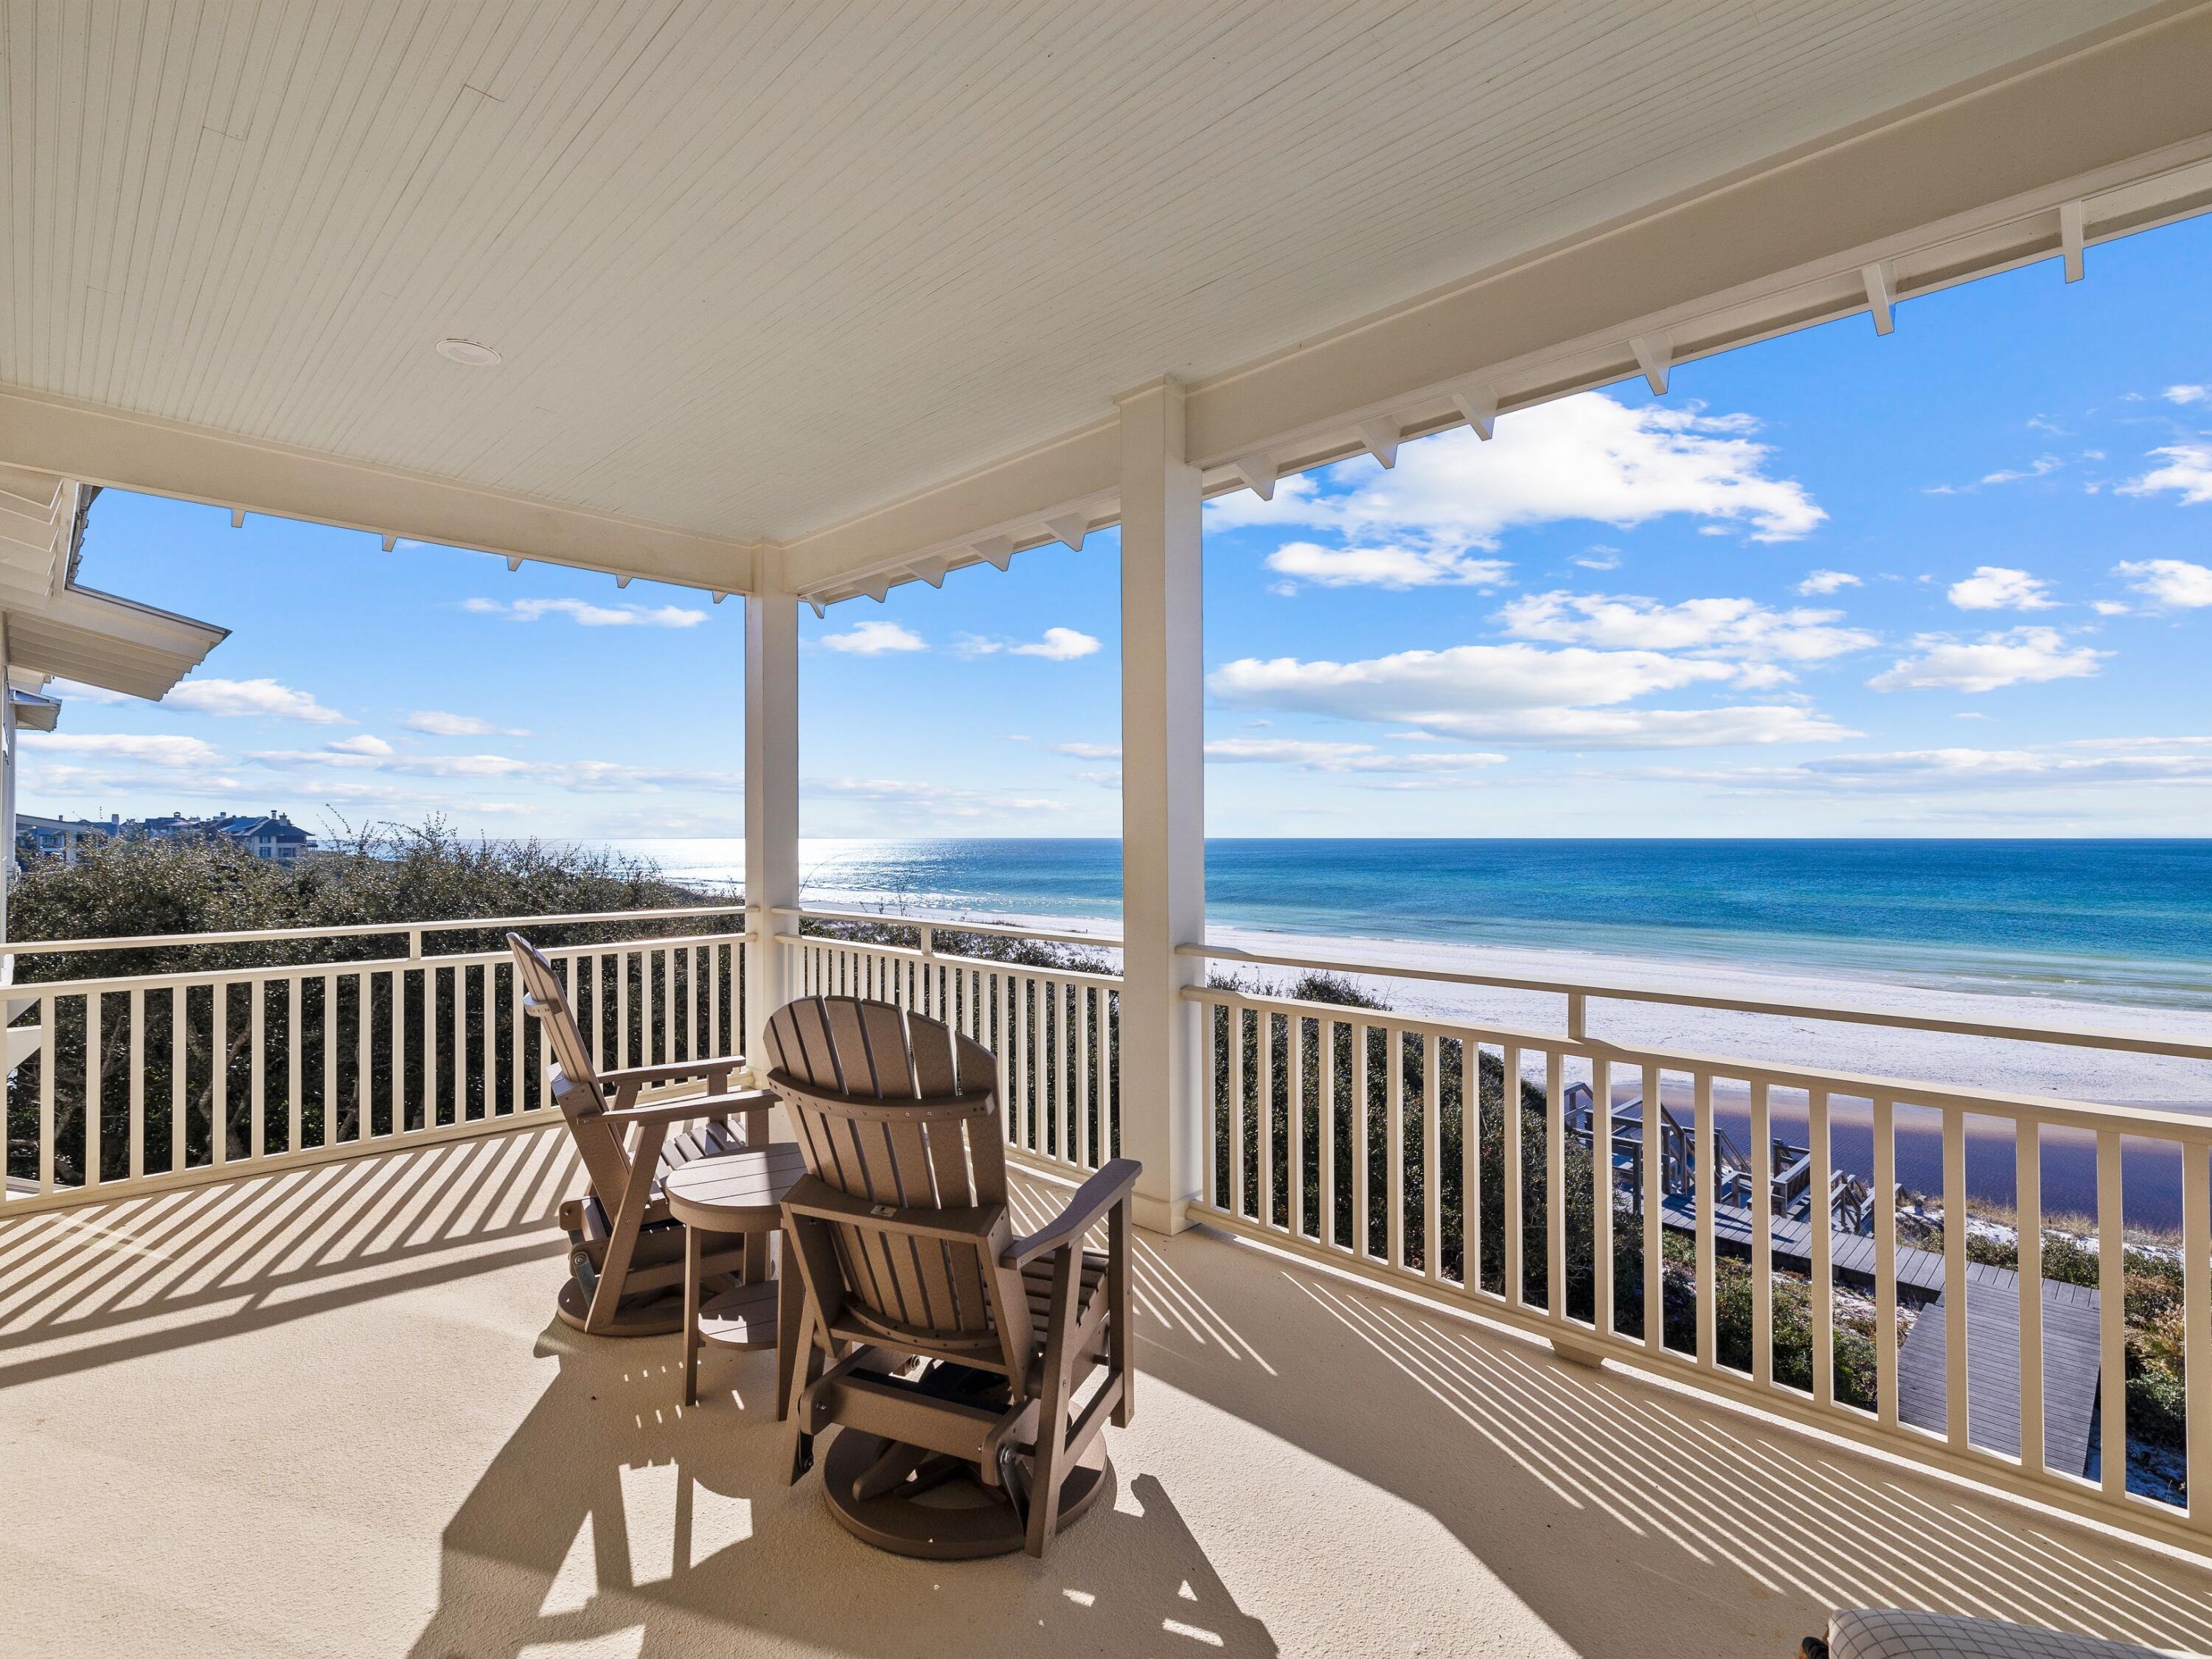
[781,1174,1004,1248]
[1001,1158,1140,1270]
[597,1087,778,1128]
[598,1055,742,1091]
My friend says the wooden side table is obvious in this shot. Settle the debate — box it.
[661,1143,810,1411]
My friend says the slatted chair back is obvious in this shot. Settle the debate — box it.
[508,931,629,1206]
[763,995,1027,1374]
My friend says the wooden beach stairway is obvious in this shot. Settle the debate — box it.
[1653,1196,2102,1476]
[1893,1265,2102,1477]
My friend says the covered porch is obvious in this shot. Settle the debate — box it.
[8,4,2212,1654]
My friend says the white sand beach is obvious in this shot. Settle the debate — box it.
[1206,924,2212,1111]
[880,907,2212,1111]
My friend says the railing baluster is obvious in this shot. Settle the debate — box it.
[1874,1096,1898,1428]
[1076,983,1092,1170]
[129,985,147,1180]
[1748,1079,1768,1384]
[211,978,228,1163]
[1321,1017,1338,1252]
[388,965,403,1134]
[1503,1043,1523,1306]
[324,973,341,1142]
[39,993,55,1193]
[616,950,630,1071]
[173,988,187,1172]
[1383,1024,1405,1266]
[1353,1021,1371,1259]
[1547,1049,1565,1321]
[1290,1015,1307,1239]
[1695,1073,1717,1367]
[2098,1129,2126,1500]
[1594,1057,1613,1338]
[2185,1140,2210,1531]
[247,981,263,1162]
[1423,1032,1440,1283]
[1459,1030,1477,1284]
[2018,1118,2044,1476]
[1809,1088,1833,1405]
[1641,1062,1661,1354]
[1229,999,1246,1218]
[1944,1104,1969,1450]
[356,972,371,1136]
[1259,1008,1276,1228]
[86,990,102,1187]
[508,964,523,1116]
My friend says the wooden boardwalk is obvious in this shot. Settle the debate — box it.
[1894,1264,2102,1476]
[1656,1194,1948,1295]
[1653,1194,2102,1476]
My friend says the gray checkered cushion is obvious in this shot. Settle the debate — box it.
[1829,1609,2179,1659]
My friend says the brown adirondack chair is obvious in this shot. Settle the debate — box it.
[764,993,1139,1560]
[510,931,780,1337]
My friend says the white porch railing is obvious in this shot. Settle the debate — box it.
[1180,940,2212,1554]
[1,904,748,1213]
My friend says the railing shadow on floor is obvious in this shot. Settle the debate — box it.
[408,1319,1276,1659]
[1043,1180,2212,1659]
[0,1121,577,1389]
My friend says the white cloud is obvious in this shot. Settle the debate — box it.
[251,746,529,777]
[543,760,743,794]
[2115,558,2212,608]
[326,734,394,757]
[1573,546,1621,571]
[820,620,925,655]
[1947,566,2054,611]
[1206,394,1824,574]
[1009,627,1101,660]
[1978,456,2064,486]
[2091,599,2132,616]
[164,677,346,723]
[2162,384,2210,406]
[406,710,527,737]
[462,597,708,628]
[1495,591,1874,667]
[1208,644,1851,748]
[964,627,1105,658]
[1265,541,1512,590]
[1054,742,1121,759]
[1725,737,2212,795]
[1204,737,1505,776]
[2119,444,2212,507]
[1796,570,1860,596]
[20,731,223,767]
[1866,627,2105,694]
[807,776,1067,820]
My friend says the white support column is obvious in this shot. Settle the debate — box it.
[743,592,801,1074]
[1116,377,1206,1236]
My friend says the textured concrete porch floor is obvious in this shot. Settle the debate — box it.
[6,1119,2212,1659]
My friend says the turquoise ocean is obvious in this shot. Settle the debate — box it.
[619,837,2212,1012]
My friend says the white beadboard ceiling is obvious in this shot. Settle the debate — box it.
[0,1,2162,545]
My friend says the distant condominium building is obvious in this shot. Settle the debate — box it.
[16,810,315,868]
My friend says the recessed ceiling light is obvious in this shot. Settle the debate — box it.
[436,337,501,367]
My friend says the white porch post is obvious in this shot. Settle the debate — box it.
[743,591,800,1072]
[1116,377,1206,1236]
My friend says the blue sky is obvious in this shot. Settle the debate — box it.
[29,211,2212,846]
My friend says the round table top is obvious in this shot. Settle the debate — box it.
[661,1141,808,1230]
